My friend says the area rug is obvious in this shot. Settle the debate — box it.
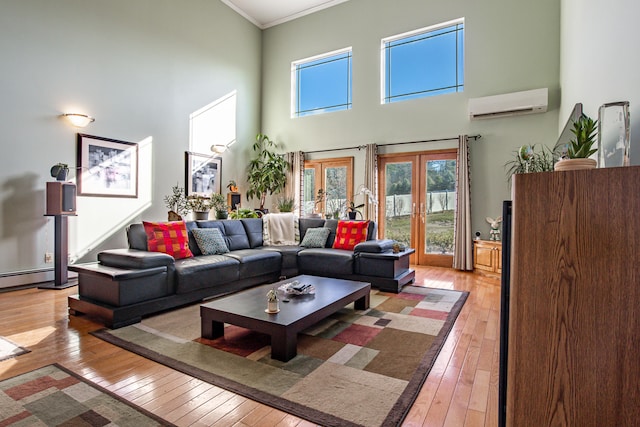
[0,336,30,362]
[0,364,174,426]
[93,286,468,427]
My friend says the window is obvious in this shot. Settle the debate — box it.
[382,19,464,104]
[304,158,354,217]
[292,48,352,117]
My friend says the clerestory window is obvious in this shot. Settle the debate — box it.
[382,19,464,104]
[292,48,352,117]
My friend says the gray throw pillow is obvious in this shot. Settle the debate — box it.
[299,227,331,248]
[192,228,229,255]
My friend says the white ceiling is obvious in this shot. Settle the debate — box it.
[220,0,350,29]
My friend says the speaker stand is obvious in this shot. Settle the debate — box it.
[39,215,75,290]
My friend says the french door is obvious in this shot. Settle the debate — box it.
[378,150,457,266]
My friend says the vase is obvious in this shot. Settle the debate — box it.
[216,210,228,220]
[554,158,597,171]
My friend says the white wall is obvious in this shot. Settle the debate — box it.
[0,0,262,277]
[261,0,561,237]
[560,0,640,165]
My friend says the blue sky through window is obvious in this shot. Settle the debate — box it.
[383,20,464,104]
[294,49,352,117]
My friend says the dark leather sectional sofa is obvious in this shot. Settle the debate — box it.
[68,217,415,328]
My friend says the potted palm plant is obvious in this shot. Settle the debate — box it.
[246,134,289,212]
[554,114,598,171]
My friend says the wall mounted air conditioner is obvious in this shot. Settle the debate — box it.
[468,88,548,120]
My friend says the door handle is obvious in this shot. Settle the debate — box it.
[420,202,425,223]
[412,202,416,218]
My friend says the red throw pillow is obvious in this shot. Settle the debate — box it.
[332,220,370,250]
[143,221,193,259]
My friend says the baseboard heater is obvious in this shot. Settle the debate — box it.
[0,268,77,289]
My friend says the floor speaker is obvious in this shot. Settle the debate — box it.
[46,182,76,215]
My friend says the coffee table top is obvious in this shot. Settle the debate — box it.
[200,275,371,327]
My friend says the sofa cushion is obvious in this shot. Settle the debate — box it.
[299,218,326,242]
[332,220,370,250]
[241,218,264,248]
[143,221,193,259]
[173,255,240,294]
[297,248,354,276]
[191,228,229,255]
[221,220,251,250]
[222,249,281,278]
[299,227,331,248]
[127,223,149,251]
[260,245,303,276]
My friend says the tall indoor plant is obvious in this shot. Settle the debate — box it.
[246,133,289,211]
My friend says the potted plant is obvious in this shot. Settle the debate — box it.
[227,180,238,193]
[554,114,598,171]
[266,288,279,313]
[246,134,289,211]
[504,144,555,185]
[188,196,211,220]
[276,196,295,212]
[228,208,259,219]
[164,184,189,221]
[347,201,365,220]
[50,163,70,181]
[210,193,228,219]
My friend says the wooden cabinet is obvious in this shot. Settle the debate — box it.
[506,167,640,426]
[474,240,501,277]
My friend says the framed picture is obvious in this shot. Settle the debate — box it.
[185,151,222,197]
[77,134,138,198]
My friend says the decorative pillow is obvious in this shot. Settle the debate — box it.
[299,227,331,248]
[332,220,370,250]
[142,221,193,259]
[191,228,229,255]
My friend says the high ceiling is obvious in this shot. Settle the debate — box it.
[220,0,350,29]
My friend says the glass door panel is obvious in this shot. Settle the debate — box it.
[324,166,347,219]
[422,158,456,266]
[379,150,457,266]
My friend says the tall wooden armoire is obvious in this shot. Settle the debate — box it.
[506,166,640,426]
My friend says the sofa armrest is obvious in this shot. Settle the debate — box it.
[98,248,175,269]
[353,239,395,254]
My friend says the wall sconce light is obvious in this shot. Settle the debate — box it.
[62,113,95,128]
[210,144,227,155]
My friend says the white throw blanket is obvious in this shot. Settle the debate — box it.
[263,213,298,246]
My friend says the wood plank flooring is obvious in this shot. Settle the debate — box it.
[0,267,500,426]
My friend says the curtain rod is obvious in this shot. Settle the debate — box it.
[304,134,481,154]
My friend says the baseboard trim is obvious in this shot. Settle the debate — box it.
[0,269,77,289]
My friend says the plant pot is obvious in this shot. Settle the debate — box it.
[168,211,182,221]
[215,210,228,220]
[50,164,69,181]
[267,301,279,313]
[554,158,597,171]
[348,211,357,220]
[193,211,210,220]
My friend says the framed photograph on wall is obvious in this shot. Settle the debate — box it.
[185,151,222,197]
[77,134,138,198]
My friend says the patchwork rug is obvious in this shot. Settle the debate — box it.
[0,336,29,362]
[93,286,468,427]
[0,364,173,426]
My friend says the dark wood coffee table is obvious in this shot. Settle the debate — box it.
[200,275,371,362]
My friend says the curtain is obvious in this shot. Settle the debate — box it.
[285,151,304,217]
[453,135,473,270]
[364,144,378,226]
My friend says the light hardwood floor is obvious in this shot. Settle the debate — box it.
[0,267,500,427]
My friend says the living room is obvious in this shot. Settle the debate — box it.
[1,0,637,426]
